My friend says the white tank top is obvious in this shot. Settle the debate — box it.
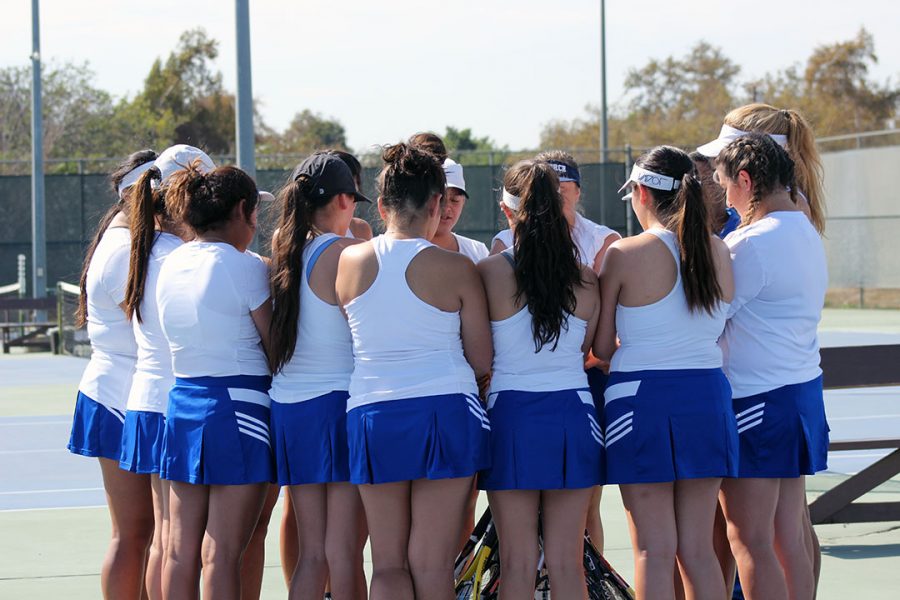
[344,235,477,410]
[489,251,588,394]
[78,226,137,411]
[611,228,727,372]
[127,232,182,414]
[270,234,354,404]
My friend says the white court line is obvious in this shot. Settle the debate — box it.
[0,449,67,455]
[0,487,104,496]
[0,420,71,426]
[0,504,105,513]
[828,414,900,421]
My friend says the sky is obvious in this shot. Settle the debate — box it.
[1,0,898,153]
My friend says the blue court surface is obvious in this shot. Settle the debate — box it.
[1,309,899,598]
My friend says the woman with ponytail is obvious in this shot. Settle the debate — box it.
[477,160,601,599]
[697,103,826,234]
[714,134,828,600]
[117,145,213,599]
[335,142,492,600]
[594,145,736,599]
[67,149,160,600]
[155,158,273,599]
[268,152,370,599]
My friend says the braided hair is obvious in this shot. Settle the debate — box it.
[716,133,797,227]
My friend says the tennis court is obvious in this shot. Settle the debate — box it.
[1,309,899,598]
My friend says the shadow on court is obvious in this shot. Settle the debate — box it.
[822,542,900,560]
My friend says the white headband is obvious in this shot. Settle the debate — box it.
[117,162,156,198]
[501,188,521,210]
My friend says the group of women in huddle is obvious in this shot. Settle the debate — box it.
[67,102,829,600]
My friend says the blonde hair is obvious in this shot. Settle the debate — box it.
[723,103,826,234]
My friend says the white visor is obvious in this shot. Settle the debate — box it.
[501,188,520,211]
[696,124,789,158]
[617,165,682,201]
[117,162,156,198]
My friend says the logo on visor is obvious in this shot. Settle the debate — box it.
[638,174,663,186]
[549,163,567,174]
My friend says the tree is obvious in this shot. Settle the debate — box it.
[261,109,348,155]
[539,41,741,153]
[0,62,117,172]
[750,29,898,136]
[124,28,236,154]
[443,126,508,165]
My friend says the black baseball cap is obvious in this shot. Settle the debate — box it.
[290,152,372,203]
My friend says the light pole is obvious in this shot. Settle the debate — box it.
[31,0,46,299]
[599,0,608,164]
[235,0,255,180]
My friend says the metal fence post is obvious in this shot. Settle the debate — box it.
[624,144,634,238]
[17,254,27,298]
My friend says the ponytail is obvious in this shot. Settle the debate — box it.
[671,171,722,314]
[76,149,158,327]
[508,160,582,352]
[268,178,316,373]
[783,109,826,234]
[123,167,163,323]
[634,145,724,314]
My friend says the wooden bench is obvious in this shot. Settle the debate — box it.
[0,297,57,354]
[809,344,900,524]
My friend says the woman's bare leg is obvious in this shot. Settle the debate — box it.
[163,481,208,600]
[774,477,814,600]
[487,489,541,600]
[673,478,727,600]
[543,488,593,600]
[325,482,368,599]
[98,457,154,600]
[408,477,473,600]
[358,481,413,600]
[620,482,677,600]
[241,484,279,600]
[720,478,787,600]
[201,483,268,599]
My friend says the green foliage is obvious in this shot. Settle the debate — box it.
[259,109,348,155]
[443,126,508,165]
[540,29,899,154]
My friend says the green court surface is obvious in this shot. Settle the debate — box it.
[1,308,899,598]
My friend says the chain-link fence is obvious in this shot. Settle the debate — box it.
[0,161,632,288]
[4,136,900,307]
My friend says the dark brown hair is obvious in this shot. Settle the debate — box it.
[716,133,797,226]
[408,132,448,163]
[165,162,259,234]
[123,167,166,323]
[636,145,723,314]
[330,150,362,189]
[268,163,339,373]
[76,149,157,327]
[377,143,446,223]
[506,160,583,351]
